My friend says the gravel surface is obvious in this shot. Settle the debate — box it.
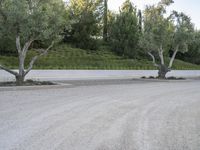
[0,79,200,150]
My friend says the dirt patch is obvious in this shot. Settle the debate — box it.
[141,76,185,80]
[0,79,56,87]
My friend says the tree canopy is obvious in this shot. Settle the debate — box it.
[0,0,67,85]
[140,0,195,78]
[0,0,66,44]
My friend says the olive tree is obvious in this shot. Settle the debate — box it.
[142,0,174,78]
[0,0,67,85]
[142,0,193,79]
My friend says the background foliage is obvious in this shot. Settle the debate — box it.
[0,0,200,70]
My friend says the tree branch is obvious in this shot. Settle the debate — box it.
[158,45,165,65]
[148,52,159,67]
[24,42,54,76]
[22,39,34,55]
[16,36,22,53]
[0,65,18,76]
[168,45,179,68]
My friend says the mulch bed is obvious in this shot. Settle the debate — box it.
[141,76,185,80]
[0,80,56,87]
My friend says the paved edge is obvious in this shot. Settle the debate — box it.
[0,83,73,92]
[0,78,195,92]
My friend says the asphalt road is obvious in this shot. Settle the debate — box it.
[0,79,200,150]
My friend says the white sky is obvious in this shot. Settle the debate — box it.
[108,0,200,29]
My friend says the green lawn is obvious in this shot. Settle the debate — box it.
[0,44,200,70]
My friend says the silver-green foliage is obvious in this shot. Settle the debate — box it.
[0,0,67,43]
[0,0,67,85]
[141,0,194,78]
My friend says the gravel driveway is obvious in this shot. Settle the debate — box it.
[0,79,200,150]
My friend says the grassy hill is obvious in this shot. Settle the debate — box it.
[0,44,200,70]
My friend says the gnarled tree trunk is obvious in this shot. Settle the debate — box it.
[158,64,169,79]
[148,46,170,79]
[0,36,53,86]
[16,50,26,85]
[148,45,179,79]
[15,74,25,86]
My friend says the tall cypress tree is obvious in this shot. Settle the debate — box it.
[137,9,142,33]
[103,0,108,42]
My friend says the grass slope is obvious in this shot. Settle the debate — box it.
[0,44,200,70]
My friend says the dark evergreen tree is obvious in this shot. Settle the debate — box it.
[103,0,108,42]
[109,0,140,58]
[137,9,142,33]
[64,0,103,50]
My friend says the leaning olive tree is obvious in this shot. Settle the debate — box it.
[0,0,67,85]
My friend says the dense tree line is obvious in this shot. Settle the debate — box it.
[63,0,199,78]
[0,0,200,84]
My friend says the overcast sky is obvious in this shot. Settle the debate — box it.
[108,0,200,29]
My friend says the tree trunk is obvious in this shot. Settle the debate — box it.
[158,65,169,79]
[17,52,25,85]
[158,45,165,65]
[19,55,25,76]
[0,37,52,86]
[138,10,142,33]
[168,45,179,69]
[15,75,25,86]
